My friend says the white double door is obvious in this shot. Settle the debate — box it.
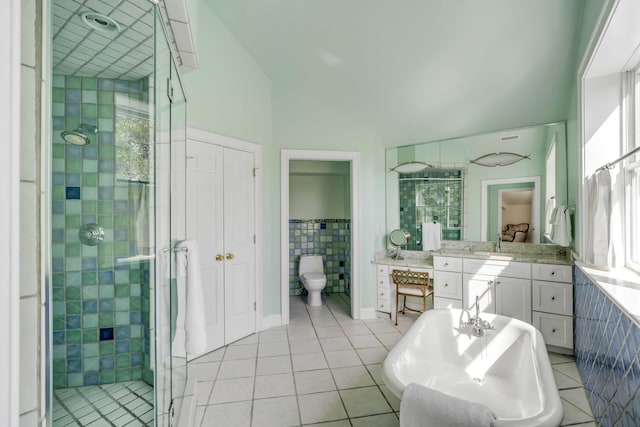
[186,140,256,356]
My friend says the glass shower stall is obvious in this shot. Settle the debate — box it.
[47,1,187,425]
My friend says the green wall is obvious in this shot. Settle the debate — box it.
[565,0,605,253]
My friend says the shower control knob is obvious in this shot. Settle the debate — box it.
[78,223,104,246]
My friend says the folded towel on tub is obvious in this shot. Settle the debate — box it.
[400,383,497,427]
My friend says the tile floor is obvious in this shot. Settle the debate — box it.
[52,380,154,426]
[189,294,599,427]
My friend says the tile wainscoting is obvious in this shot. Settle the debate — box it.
[574,266,640,426]
[288,219,351,296]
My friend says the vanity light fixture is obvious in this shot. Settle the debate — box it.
[470,152,530,167]
[390,161,433,173]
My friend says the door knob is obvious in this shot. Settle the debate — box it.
[215,254,224,261]
[226,253,235,260]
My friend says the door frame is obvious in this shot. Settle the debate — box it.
[281,150,361,323]
[186,128,263,332]
[481,176,540,243]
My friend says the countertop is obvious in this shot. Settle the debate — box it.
[372,249,572,266]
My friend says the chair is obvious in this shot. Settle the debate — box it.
[391,269,433,325]
[501,223,529,242]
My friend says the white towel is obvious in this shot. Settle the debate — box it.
[553,205,572,247]
[400,383,497,427]
[422,222,442,251]
[176,240,207,355]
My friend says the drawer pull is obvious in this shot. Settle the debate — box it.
[551,271,555,276]
[444,283,449,287]
[487,280,494,286]
[551,296,556,301]
[551,328,557,333]
[444,262,449,266]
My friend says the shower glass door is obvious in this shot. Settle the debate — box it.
[48,1,185,425]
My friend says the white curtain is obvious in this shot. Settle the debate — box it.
[585,169,623,269]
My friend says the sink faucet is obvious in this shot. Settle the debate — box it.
[495,233,501,253]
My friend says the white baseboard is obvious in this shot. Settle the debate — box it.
[261,314,283,331]
[358,308,378,320]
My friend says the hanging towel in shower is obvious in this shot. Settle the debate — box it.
[421,222,442,251]
[400,383,497,427]
[176,239,207,356]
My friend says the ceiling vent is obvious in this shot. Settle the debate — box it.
[500,135,519,142]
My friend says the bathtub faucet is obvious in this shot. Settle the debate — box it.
[467,296,493,337]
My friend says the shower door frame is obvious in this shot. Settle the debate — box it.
[41,1,188,424]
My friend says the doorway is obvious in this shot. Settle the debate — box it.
[498,189,533,242]
[481,176,541,243]
[281,150,361,323]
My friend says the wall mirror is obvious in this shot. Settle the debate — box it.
[385,122,567,245]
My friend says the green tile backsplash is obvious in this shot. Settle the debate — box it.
[51,74,152,388]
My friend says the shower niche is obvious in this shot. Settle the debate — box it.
[48,1,187,425]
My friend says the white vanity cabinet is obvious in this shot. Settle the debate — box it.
[532,264,573,350]
[374,262,433,321]
[375,264,392,313]
[433,256,463,309]
[462,258,532,323]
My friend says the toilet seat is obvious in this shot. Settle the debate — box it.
[302,272,325,281]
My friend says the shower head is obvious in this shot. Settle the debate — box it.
[61,124,98,146]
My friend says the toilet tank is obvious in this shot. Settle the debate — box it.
[299,255,324,276]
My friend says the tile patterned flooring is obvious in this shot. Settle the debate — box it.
[52,380,154,426]
[189,294,599,427]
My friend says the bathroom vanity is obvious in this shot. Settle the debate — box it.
[374,242,574,352]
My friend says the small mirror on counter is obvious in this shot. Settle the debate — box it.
[389,229,410,259]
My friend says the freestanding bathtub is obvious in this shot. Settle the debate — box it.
[382,309,563,427]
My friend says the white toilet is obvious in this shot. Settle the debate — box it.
[299,255,327,307]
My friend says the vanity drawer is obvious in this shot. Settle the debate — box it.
[434,297,462,310]
[434,271,462,299]
[376,297,391,313]
[376,275,390,288]
[463,258,531,279]
[533,280,573,316]
[377,286,392,300]
[433,256,462,272]
[376,264,389,275]
[532,264,572,283]
[533,311,573,349]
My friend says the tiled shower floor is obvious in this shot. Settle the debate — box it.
[52,380,153,426]
[187,293,597,426]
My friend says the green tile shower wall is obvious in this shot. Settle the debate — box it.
[399,169,463,249]
[289,220,351,296]
[51,74,152,388]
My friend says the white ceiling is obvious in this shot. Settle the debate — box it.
[208,0,586,146]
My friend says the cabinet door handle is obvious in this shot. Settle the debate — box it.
[551,328,557,333]
[496,280,501,286]
[226,253,235,260]
[551,296,556,301]
[444,283,449,287]
[215,254,224,261]
[551,271,556,276]
[487,280,494,285]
